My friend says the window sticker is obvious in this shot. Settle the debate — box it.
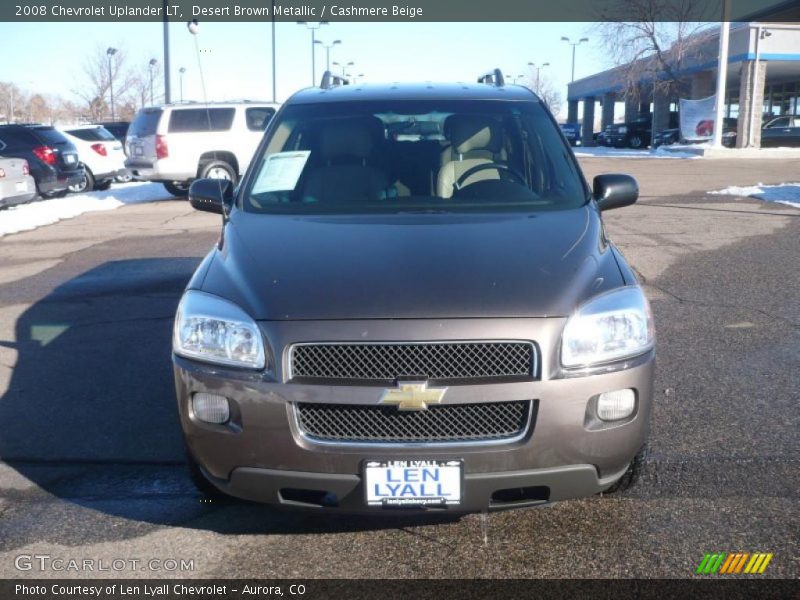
[252,151,311,193]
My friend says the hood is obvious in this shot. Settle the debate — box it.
[198,207,624,320]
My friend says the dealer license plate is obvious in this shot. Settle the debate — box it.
[364,459,462,507]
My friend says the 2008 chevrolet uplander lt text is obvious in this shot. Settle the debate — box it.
[172,70,655,513]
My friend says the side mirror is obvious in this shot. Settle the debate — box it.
[189,178,233,215]
[593,174,638,211]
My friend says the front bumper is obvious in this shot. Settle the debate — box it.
[174,318,654,512]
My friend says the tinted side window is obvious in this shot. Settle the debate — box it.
[168,108,235,133]
[31,127,70,146]
[0,128,37,147]
[768,117,790,128]
[246,107,275,131]
[67,128,116,142]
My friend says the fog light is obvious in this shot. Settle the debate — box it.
[192,393,230,424]
[597,389,635,421]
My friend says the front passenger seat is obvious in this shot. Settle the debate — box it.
[437,115,504,198]
[302,118,388,204]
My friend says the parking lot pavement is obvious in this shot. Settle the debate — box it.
[0,158,798,579]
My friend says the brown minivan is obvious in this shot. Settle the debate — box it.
[172,70,654,513]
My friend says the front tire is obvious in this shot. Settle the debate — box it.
[68,167,94,194]
[163,181,190,197]
[186,449,231,501]
[602,444,648,495]
[628,135,644,149]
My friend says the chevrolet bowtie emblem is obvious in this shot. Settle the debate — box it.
[380,382,447,411]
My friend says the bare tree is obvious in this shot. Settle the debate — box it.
[48,96,83,125]
[74,44,136,121]
[128,59,163,111]
[593,0,718,102]
[526,74,563,116]
[0,82,24,123]
[27,94,50,124]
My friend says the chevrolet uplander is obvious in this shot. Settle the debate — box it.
[172,70,655,512]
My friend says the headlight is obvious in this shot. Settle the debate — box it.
[617,126,627,134]
[561,286,654,368]
[173,290,267,369]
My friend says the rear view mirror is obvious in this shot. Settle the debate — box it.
[189,178,233,215]
[593,174,639,211]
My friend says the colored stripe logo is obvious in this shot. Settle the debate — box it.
[697,552,773,574]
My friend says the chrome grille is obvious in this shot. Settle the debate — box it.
[295,400,532,444]
[290,342,535,383]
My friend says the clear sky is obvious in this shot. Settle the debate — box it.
[0,21,604,118]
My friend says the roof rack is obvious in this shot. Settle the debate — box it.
[478,69,505,86]
[320,70,350,89]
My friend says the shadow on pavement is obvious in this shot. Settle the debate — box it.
[0,259,459,547]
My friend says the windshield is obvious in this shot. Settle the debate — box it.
[243,99,587,214]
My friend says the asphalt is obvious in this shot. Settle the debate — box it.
[0,157,797,579]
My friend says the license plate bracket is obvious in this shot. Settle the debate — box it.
[364,459,462,507]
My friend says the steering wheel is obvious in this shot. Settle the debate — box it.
[454,162,527,193]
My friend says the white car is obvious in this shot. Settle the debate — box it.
[60,125,128,193]
[0,155,36,209]
[124,101,279,196]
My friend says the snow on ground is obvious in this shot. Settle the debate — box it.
[573,146,700,159]
[0,182,168,237]
[708,183,800,208]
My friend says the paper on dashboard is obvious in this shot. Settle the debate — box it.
[252,150,311,193]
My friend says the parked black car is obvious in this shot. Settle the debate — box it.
[601,113,680,149]
[653,128,680,148]
[0,125,84,197]
[94,121,130,142]
[760,115,800,147]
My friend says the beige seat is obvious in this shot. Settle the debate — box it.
[437,115,504,198]
[302,118,388,204]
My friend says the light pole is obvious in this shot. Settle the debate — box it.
[179,67,186,102]
[297,21,329,86]
[314,39,341,72]
[527,61,550,92]
[106,47,118,121]
[162,0,171,103]
[271,0,276,102]
[561,36,588,82]
[148,58,158,105]
[332,61,354,77]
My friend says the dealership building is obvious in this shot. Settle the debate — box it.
[566,14,800,147]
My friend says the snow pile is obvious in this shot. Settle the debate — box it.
[708,183,800,208]
[574,146,699,159]
[0,182,168,237]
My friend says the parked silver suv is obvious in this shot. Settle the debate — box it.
[125,101,279,196]
[172,71,655,513]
